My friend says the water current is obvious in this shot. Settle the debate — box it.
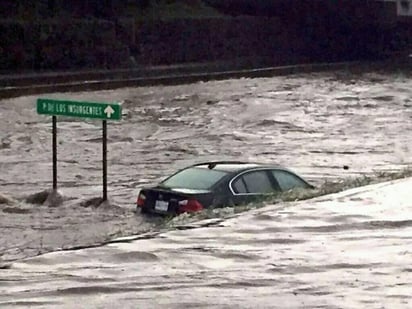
[0,66,411,307]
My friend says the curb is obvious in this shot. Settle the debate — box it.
[0,60,405,99]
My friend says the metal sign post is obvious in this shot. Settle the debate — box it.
[102,120,108,201]
[37,98,122,201]
[52,115,57,190]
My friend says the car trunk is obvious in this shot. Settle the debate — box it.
[140,187,214,214]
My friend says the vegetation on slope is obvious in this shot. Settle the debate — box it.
[0,0,223,21]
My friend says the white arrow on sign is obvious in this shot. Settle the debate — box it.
[104,105,115,118]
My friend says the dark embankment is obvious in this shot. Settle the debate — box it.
[1,0,411,74]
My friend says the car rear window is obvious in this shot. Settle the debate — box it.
[161,167,229,190]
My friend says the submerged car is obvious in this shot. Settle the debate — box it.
[136,161,314,215]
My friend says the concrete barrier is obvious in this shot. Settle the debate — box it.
[0,61,358,99]
[1,58,411,99]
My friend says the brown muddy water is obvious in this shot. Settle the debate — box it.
[0,66,412,308]
[1,177,412,308]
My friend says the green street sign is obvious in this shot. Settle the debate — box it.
[37,98,122,120]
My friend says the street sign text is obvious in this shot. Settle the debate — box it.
[37,98,122,120]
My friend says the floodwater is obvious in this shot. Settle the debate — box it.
[1,66,412,307]
[1,178,412,308]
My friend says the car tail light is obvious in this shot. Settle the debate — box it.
[136,192,146,207]
[178,199,204,213]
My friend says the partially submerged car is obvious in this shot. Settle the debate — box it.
[136,161,314,215]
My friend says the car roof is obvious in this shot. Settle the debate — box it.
[190,161,286,173]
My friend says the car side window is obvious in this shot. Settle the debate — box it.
[242,171,274,194]
[232,177,247,193]
[272,170,308,191]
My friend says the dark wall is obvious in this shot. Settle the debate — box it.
[0,20,129,71]
[0,0,411,72]
[1,16,410,72]
[133,17,306,65]
[0,0,148,19]
[205,0,397,23]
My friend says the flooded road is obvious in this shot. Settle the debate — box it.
[2,69,411,198]
[0,65,412,306]
[1,177,412,308]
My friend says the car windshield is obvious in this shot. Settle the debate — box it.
[160,167,228,190]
